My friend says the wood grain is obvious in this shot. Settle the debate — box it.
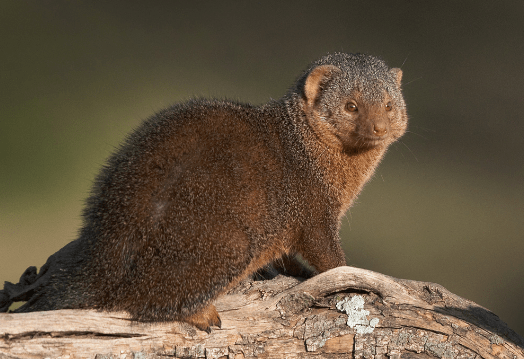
[1,266,523,358]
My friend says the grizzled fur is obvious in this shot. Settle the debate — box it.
[0,53,408,332]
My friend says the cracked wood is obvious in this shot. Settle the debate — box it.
[1,266,523,359]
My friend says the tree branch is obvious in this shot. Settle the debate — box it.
[1,267,523,358]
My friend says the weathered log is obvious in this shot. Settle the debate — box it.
[1,266,523,359]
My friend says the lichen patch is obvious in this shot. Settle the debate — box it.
[336,295,379,334]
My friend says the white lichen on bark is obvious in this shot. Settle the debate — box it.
[336,295,379,334]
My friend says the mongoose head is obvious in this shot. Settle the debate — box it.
[296,53,407,152]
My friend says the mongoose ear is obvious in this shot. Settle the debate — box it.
[304,65,341,108]
[390,68,403,86]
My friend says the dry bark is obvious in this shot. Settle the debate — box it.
[1,266,523,359]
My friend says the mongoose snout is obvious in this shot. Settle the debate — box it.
[372,120,388,137]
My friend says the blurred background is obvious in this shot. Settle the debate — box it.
[1,1,523,336]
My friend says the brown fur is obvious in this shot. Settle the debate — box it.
[1,53,407,332]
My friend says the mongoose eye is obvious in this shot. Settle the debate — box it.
[346,103,358,112]
[385,102,392,111]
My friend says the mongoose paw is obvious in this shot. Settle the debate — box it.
[184,303,221,333]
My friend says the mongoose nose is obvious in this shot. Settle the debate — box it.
[373,123,388,137]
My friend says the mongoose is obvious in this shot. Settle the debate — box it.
[0,53,408,332]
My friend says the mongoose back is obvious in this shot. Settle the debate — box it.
[0,53,408,332]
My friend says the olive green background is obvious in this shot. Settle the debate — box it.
[1,1,523,336]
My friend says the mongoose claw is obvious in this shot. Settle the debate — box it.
[212,315,222,329]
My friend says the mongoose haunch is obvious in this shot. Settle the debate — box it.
[0,53,408,332]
